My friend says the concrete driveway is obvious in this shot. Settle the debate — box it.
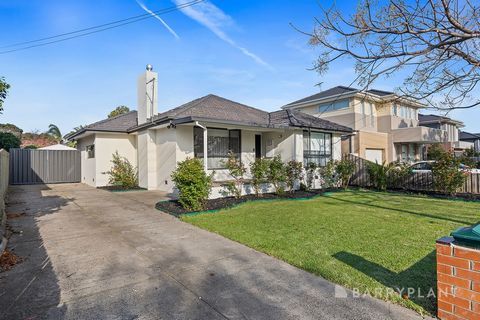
[0,184,430,320]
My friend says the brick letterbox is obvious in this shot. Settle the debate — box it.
[436,230,480,320]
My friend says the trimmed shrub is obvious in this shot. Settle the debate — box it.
[305,162,317,190]
[267,156,286,194]
[318,160,338,188]
[250,158,269,196]
[432,151,468,195]
[171,157,213,211]
[0,132,20,151]
[223,151,246,199]
[286,160,303,192]
[106,151,138,189]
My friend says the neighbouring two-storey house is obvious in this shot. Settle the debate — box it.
[418,114,467,156]
[283,86,454,163]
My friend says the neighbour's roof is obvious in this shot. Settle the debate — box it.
[284,86,358,107]
[365,89,394,96]
[459,131,480,141]
[269,110,352,132]
[418,114,464,126]
[283,86,396,108]
[68,94,353,140]
[38,144,77,150]
[65,111,138,139]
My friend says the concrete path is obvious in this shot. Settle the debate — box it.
[0,184,430,320]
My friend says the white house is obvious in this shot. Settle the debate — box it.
[67,66,353,197]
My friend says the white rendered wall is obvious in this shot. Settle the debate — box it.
[94,133,137,187]
[137,130,157,189]
[77,134,96,187]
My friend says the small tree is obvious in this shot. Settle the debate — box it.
[432,151,468,195]
[267,156,286,194]
[106,152,138,189]
[335,158,356,190]
[286,160,303,192]
[171,158,213,211]
[250,158,269,196]
[427,144,446,161]
[108,106,130,118]
[223,151,246,198]
[458,148,477,168]
[0,132,21,151]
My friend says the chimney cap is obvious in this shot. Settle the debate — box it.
[146,64,153,71]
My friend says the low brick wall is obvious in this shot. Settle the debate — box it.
[436,236,480,320]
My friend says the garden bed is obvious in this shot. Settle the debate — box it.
[156,189,327,216]
[98,186,146,192]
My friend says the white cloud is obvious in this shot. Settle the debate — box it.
[136,0,180,39]
[173,0,272,69]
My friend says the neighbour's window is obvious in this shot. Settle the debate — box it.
[193,127,241,169]
[317,99,349,113]
[392,104,398,116]
[86,145,95,159]
[303,131,332,167]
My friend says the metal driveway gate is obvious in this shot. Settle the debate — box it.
[9,149,81,185]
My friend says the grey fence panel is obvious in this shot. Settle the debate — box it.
[9,149,81,185]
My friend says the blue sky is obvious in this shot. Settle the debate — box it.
[1,0,479,135]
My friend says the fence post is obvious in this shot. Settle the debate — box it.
[0,149,10,255]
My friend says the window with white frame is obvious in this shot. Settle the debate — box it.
[193,127,241,169]
[303,131,332,167]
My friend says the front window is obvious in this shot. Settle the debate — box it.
[194,127,241,169]
[303,131,332,167]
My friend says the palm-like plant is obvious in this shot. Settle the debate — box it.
[46,124,62,142]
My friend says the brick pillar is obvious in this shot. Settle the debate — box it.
[437,236,480,320]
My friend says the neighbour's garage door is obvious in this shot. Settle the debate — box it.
[365,149,384,164]
[9,149,81,185]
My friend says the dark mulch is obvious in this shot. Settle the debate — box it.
[98,186,146,192]
[156,189,327,216]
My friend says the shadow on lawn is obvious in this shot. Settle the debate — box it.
[333,250,437,315]
[327,192,473,225]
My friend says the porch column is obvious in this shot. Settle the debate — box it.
[203,127,208,173]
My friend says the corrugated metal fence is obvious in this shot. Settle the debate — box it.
[9,149,81,185]
[346,154,480,194]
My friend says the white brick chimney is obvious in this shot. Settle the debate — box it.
[137,64,158,124]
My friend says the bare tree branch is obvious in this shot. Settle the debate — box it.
[307,0,480,110]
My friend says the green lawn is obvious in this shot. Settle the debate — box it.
[181,190,480,315]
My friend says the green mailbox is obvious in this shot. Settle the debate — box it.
[451,223,480,245]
